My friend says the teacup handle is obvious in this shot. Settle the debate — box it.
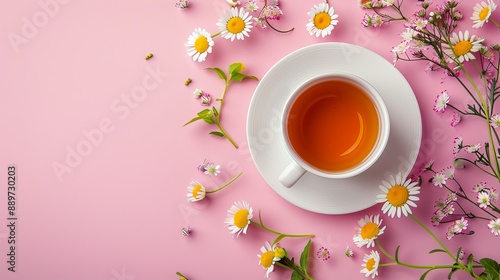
[279,162,306,188]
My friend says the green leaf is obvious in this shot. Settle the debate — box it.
[203,118,215,124]
[420,268,437,280]
[467,254,475,275]
[230,73,259,83]
[228,62,243,75]
[480,258,500,280]
[429,249,447,254]
[300,240,312,272]
[206,67,227,81]
[448,264,459,279]
[183,116,202,126]
[197,108,214,118]
[395,246,401,263]
[209,131,224,137]
[291,271,302,280]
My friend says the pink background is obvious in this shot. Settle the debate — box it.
[1,0,499,279]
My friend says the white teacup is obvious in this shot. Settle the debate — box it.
[278,73,390,188]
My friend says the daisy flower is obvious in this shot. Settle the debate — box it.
[488,218,500,235]
[204,163,221,176]
[376,173,420,218]
[490,114,500,128]
[216,7,253,41]
[224,200,253,236]
[185,28,215,62]
[471,0,497,28]
[306,2,339,38]
[353,214,386,248]
[186,180,206,202]
[433,90,450,112]
[361,250,380,279]
[257,241,280,278]
[443,30,484,63]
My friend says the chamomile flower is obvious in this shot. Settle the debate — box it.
[361,250,380,279]
[257,241,280,278]
[186,180,206,202]
[488,218,500,235]
[216,7,253,41]
[490,114,500,127]
[306,2,339,38]
[376,173,420,218]
[185,28,215,62]
[224,200,253,236]
[471,0,497,28]
[353,214,386,248]
[443,30,484,63]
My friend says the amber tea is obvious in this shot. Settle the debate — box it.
[286,78,380,172]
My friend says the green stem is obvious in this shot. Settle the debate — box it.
[409,214,456,260]
[375,239,460,270]
[490,18,500,28]
[250,220,315,239]
[211,31,221,38]
[205,172,242,194]
[215,119,239,148]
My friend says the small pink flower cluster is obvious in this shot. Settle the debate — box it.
[472,182,499,209]
[243,0,284,29]
[192,88,212,106]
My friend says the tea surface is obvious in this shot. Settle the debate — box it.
[287,79,379,172]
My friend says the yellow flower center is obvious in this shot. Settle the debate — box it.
[387,185,410,207]
[227,17,245,34]
[314,12,332,29]
[366,258,376,271]
[360,222,380,239]
[191,184,202,198]
[479,7,490,21]
[453,40,473,57]
[194,36,209,53]
[260,251,275,268]
[274,247,286,259]
[233,209,249,228]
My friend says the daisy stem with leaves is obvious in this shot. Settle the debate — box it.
[183,62,258,148]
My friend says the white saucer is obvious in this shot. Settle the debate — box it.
[246,42,422,214]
